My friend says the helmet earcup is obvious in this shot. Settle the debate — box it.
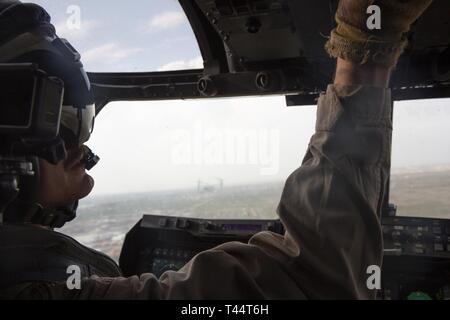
[3,156,40,224]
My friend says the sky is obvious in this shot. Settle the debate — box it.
[27,0,450,196]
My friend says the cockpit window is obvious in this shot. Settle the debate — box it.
[391,98,450,219]
[31,0,202,72]
[59,95,450,258]
[60,97,317,259]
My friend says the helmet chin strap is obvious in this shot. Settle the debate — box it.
[2,145,99,229]
[20,146,98,229]
[2,152,82,229]
[23,200,78,228]
[25,147,98,228]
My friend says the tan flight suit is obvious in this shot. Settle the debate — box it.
[2,84,392,299]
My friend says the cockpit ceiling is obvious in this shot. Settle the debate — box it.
[89,0,450,108]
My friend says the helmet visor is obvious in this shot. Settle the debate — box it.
[60,103,95,149]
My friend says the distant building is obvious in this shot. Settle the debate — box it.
[197,178,224,193]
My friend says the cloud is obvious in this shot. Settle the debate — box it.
[158,56,204,71]
[82,43,143,65]
[54,19,99,39]
[148,11,186,31]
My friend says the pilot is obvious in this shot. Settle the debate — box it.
[0,0,433,299]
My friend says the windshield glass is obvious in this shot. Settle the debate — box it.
[390,98,450,219]
[61,97,317,259]
[31,0,202,72]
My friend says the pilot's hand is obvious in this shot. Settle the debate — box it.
[326,0,433,67]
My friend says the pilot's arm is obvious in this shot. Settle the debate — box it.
[16,0,433,299]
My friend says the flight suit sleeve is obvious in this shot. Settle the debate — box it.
[14,84,392,300]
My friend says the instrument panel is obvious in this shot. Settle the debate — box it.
[119,215,450,299]
[119,215,284,278]
[381,217,450,300]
